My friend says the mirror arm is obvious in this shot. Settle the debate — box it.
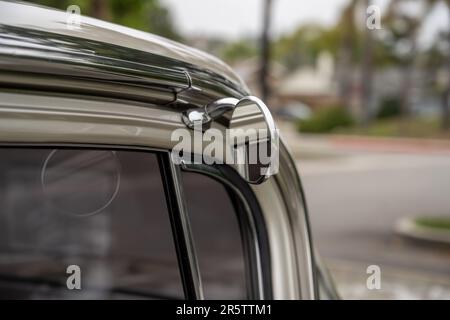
[205,97,239,120]
[182,97,239,129]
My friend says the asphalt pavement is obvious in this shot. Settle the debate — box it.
[279,122,450,299]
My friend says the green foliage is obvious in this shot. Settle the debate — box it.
[110,0,181,40]
[25,0,181,40]
[272,21,398,70]
[335,117,450,139]
[272,2,428,70]
[221,40,258,64]
[274,24,342,70]
[298,106,354,133]
[26,0,90,13]
[376,97,402,119]
[415,217,450,231]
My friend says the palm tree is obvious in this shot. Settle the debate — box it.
[442,0,450,129]
[383,0,440,116]
[336,0,358,110]
[91,0,110,20]
[260,0,273,102]
[360,0,375,126]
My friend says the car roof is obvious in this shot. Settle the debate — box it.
[0,1,248,107]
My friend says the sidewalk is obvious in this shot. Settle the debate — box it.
[278,121,450,156]
[277,121,450,299]
[279,121,450,176]
[327,259,450,300]
[330,135,450,155]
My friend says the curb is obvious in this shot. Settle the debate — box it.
[395,217,450,245]
[329,135,450,154]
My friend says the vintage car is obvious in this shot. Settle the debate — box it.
[0,1,338,299]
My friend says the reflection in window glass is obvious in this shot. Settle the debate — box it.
[0,148,183,299]
[181,171,247,299]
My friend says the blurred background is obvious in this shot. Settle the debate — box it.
[25,0,450,299]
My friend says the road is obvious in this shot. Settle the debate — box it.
[280,123,450,299]
[301,151,450,273]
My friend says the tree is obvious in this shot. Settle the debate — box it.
[336,0,358,110]
[383,0,439,116]
[274,24,342,70]
[260,0,273,102]
[442,0,450,130]
[360,0,375,126]
[91,0,109,20]
[221,40,258,64]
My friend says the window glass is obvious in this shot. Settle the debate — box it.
[181,171,247,299]
[0,148,183,299]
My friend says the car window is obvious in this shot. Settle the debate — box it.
[181,171,248,299]
[0,148,183,299]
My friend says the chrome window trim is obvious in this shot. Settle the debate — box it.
[273,141,317,299]
[251,178,300,298]
[180,163,273,300]
[161,156,204,299]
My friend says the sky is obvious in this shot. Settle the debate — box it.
[162,0,449,47]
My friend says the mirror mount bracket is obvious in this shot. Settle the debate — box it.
[182,97,239,130]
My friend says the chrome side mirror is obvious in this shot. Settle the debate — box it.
[181,96,279,184]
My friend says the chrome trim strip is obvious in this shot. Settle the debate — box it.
[180,163,270,299]
[274,141,317,299]
[167,160,204,299]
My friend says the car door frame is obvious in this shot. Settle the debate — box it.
[0,89,316,299]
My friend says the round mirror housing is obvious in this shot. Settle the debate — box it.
[227,96,279,184]
[181,96,279,184]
